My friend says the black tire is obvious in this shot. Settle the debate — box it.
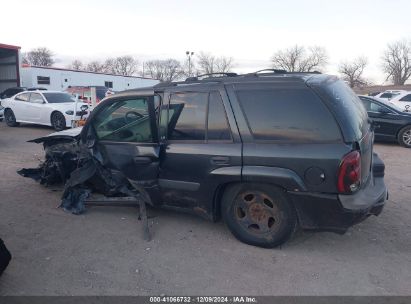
[4,109,19,127]
[398,125,411,148]
[51,112,66,131]
[221,183,297,248]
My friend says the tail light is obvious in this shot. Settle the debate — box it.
[337,151,361,193]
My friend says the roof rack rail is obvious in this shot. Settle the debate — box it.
[185,72,237,82]
[253,69,288,74]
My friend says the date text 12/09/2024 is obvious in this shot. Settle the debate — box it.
[149,297,257,303]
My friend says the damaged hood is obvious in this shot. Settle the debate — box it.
[29,127,83,144]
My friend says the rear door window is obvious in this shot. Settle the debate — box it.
[207,91,231,141]
[15,93,30,102]
[167,92,208,141]
[236,87,341,142]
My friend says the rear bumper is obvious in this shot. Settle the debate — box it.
[289,153,388,233]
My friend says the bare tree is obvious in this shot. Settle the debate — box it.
[339,57,368,88]
[104,56,139,76]
[382,39,411,85]
[196,52,235,75]
[271,45,328,72]
[67,59,84,70]
[145,59,183,82]
[85,61,106,73]
[22,47,54,66]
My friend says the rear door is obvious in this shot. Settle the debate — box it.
[87,93,161,203]
[26,92,45,123]
[11,92,30,121]
[158,85,242,218]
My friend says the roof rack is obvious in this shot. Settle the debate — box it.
[245,69,322,76]
[185,72,238,82]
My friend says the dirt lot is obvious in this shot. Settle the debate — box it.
[0,122,410,296]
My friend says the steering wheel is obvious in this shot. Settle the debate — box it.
[125,111,143,123]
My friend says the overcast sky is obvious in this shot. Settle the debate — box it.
[2,0,411,83]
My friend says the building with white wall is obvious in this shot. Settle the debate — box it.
[21,65,159,91]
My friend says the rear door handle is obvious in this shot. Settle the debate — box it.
[210,156,230,165]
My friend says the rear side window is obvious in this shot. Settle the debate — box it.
[237,88,341,142]
[15,93,29,102]
[168,92,208,140]
[399,94,411,102]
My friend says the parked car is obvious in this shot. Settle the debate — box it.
[373,90,407,102]
[21,71,387,248]
[0,106,4,121]
[1,91,89,131]
[359,95,411,147]
[0,87,27,100]
[385,91,411,111]
[0,87,47,100]
[65,86,113,104]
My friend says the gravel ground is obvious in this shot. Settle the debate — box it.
[0,122,410,296]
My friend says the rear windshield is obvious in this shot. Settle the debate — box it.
[43,92,75,103]
[309,78,369,141]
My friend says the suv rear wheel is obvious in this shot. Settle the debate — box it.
[4,109,19,127]
[221,183,297,248]
[398,125,411,148]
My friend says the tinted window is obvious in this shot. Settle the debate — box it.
[399,94,411,102]
[361,98,391,112]
[207,92,231,140]
[168,92,207,141]
[237,88,341,142]
[15,93,30,101]
[93,98,152,142]
[29,93,44,104]
[380,93,392,98]
[43,93,75,103]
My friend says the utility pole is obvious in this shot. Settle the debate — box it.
[186,51,194,76]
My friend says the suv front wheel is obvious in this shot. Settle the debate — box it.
[221,183,297,248]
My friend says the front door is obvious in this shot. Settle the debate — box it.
[87,93,161,203]
[158,86,242,219]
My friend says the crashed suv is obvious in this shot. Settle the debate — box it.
[19,70,388,248]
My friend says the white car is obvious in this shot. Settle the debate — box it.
[386,91,411,111]
[1,91,89,131]
[373,90,408,102]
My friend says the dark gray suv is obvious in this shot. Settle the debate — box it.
[20,71,388,248]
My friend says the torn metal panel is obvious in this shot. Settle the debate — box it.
[19,131,153,241]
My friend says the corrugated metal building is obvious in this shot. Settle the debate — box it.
[0,43,21,92]
[21,65,159,91]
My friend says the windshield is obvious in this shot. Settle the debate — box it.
[44,92,76,103]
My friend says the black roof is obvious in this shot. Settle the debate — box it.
[111,70,331,98]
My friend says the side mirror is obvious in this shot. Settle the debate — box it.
[80,105,88,111]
